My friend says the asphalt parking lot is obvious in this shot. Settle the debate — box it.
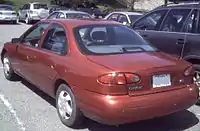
[0,23,200,131]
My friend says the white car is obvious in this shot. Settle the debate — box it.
[0,4,17,24]
[104,11,143,26]
[18,2,49,24]
[46,10,93,20]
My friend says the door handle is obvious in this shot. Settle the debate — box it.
[176,39,185,45]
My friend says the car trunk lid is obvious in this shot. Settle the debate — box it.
[87,52,192,95]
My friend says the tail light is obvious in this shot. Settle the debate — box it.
[97,72,141,85]
[184,66,194,76]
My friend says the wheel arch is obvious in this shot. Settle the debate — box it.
[1,49,7,63]
[53,78,70,97]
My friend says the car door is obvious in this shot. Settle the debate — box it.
[183,9,200,59]
[132,9,169,46]
[158,8,192,57]
[33,23,68,94]
[16,22,50,84]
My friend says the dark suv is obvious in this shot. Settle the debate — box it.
[132,3,200,89]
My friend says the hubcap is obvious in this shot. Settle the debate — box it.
[194,71,200,96]
[3,57,10,76]
[58,91,73,120]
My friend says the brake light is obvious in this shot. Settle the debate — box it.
[97,72,140,85]
[184,66,194,76]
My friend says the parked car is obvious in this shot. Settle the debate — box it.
[48,5,73,14]
[1,19,198,128]
[104,11,143,26]
[18,2,49,24]
[0,4,17,24]
[46,10,92,20]
[132,3,200,98]
[76,8,106,18]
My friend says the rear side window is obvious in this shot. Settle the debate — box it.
[42,24,67,55]
[161,9,191,32]
[133,10,167,30]
[183,9,198,33]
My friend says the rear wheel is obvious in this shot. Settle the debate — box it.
[56,84,83,128]
[2,56,18,81]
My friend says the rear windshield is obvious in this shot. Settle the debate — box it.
[33,4,48,9]
[66,13,92,19]
[74,25,156,55]
[0,5,14,11]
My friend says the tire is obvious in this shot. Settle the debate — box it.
[25,16,31,24]
[2,55,18,81]
[56,84,83,128]
[193,64,200,105]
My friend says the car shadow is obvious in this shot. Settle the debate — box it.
[20,79,199,131]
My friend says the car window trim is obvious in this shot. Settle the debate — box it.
[40,23,68,56]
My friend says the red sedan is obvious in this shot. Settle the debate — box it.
[1,19,199,128]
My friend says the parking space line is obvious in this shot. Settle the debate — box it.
[0,93,26,131]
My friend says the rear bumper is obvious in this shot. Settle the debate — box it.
[75,84,198,125]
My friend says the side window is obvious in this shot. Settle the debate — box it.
[57,13,65,19]
[133,10,168,30]
[108,14,119,21]
[42,24,67,55]
[161,9,191,32]
[118,14,128,24]
[183,10,198,33]
[22,22,50,47]
[47,12,59,19]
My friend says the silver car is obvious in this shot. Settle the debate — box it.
[18,2,49,24]
[0,4,17,24]
[46,10,93,20]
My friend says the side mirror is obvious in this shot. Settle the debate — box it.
[11,38,20,44]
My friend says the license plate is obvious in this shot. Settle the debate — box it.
[152,74,171,88]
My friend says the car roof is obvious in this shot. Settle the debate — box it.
[46,19,120,28]
[156,3,200,10]
[110,11,143,15]
[53,10,90,14]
